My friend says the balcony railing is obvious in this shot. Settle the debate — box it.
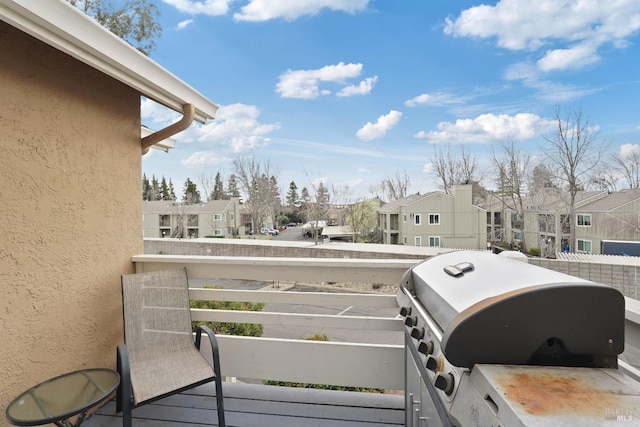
[130,253,640,390]
[132,254,417,390]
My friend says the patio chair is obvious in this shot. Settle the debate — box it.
[116,268,225,427]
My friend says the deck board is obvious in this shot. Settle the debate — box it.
[85,382,404,427]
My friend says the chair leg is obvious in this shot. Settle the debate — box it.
[117,344,133,427]
[215,374,225,427]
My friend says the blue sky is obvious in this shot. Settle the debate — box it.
[141,0,640,200]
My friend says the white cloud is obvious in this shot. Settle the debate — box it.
[337,76,377,97]
[356,110,403,141]
[620,143,640,158]
[414,113,555,144]
[162,0,232,15]
[405,92,468,107]
[181,151,229,167]
[176,19,194,30]
[444,0,640,72]
[234,0,370,22]
[141,98,182,126]
[357,167,368,173]
[276,62,364,99]
[504,61,598,102]
[194,103,280,152]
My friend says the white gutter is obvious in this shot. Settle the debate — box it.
[0,0,218,124]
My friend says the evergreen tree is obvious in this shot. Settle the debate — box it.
[168,179,176,201]
[226,174,241,199]
[286,181,299,208]
[150,175,160,201]
[316,182,330,212]
[211,172,226,200]
[160,176,171,201]
[300,187,311,209]
[182,178,201,204]
[142,173,151,201]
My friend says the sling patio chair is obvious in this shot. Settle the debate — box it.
[116,268,225,427]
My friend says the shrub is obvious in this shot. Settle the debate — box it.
[528,247,541,257]
[190,286,264,337]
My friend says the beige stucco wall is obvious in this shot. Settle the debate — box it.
[0,22,142,414]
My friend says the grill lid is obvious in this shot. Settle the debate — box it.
[401,251,625,369]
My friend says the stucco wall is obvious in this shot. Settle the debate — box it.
[0,22,142,413]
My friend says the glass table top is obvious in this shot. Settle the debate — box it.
[6,368,120,426]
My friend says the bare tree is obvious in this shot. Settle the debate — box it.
[428,143,481,195]
[377,171,411,202]
[233,156,278,233]
[542,107,609,253]
[489,139,531,252]
[611,145,640,189]
[331,183,353,226]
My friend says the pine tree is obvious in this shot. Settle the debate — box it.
[141,173,151,201]
[150,175,160,201]
[160,176,171,201]
[182,178,201,204]
[226,174,241,198]
[211,172,226,200]
[286,181,299,208]
[168,179,176,201]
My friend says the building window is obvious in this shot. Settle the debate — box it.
[415,236,422,247]
[403,236,407,244]
[159,228,170,238]
[214,229,223,236]
[230,213,234,221]
[577,214,591,227]
[187,214,198,227]
[213,213,222,220]
[577,239,592,253]
[494,212,501,225]
[414,214,421,225]
[188,229,198,238]
[159,215,170,227]
[403,214,407,223]
[513,231,522,241]
[428,214,440,225]
[428,236,441,247]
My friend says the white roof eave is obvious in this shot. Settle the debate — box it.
[0,0,218,124]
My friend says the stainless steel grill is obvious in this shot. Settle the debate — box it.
[397,250,639,426]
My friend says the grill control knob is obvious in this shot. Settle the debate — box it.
[399,306,412,317]
[418,340,434,355]
[410,327,425,340]
[425,355,439,372]
[404,316,417,327]
[434,372,455,395]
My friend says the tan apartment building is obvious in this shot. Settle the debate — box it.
[143,198,246,238]
[379,184,487,249]
[487,188,640,255]
[0,0,219,413]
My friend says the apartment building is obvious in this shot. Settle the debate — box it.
[488,188,640,255]
[378,184,488,249]
[143,198,246,238]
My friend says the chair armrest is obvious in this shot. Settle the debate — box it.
[195,325,223,379]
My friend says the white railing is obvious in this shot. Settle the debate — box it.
[131,254,640,390]
[132,254,419,390]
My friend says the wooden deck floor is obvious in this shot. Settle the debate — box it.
[86,382,405,427]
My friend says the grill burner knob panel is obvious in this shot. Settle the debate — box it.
[434,372,455,395]
[399,306,411,317]
[418,340,434,355]
[411,327,425,340]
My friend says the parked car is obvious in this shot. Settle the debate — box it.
[260,227,279,236]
